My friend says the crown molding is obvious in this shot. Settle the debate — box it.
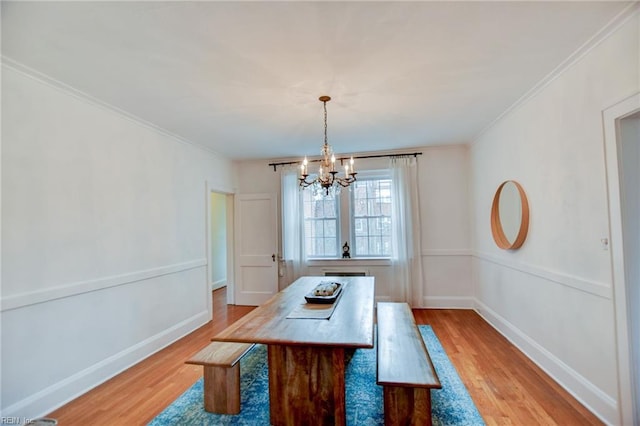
[1,55,228,159]
[471,2,640,147]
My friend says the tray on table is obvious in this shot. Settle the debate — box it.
[304,282,343,304]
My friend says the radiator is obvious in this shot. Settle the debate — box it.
[323,270,368,277]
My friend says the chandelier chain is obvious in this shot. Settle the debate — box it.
[323,99,328,147]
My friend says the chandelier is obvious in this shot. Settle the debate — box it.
[299,96,357,196]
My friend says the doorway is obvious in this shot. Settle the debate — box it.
[604,93,640,426]
[210,191,228,292]
[618,111,639,424]
[206,184,236,317]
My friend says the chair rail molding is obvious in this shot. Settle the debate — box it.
[0,259,207,312]
[421,249,472,256]
[473,251,611,299]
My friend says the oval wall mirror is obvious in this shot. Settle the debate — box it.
[491,180,529,250]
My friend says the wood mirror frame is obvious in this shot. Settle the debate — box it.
[490,180,529,250]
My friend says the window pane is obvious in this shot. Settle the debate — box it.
[354,218,367,236]
[354,198,367,216]
[324,238,337,256]
[312,202,323,218]
[368,237,376,256]
[323,199,337,218]
[355,236,368,255]
[368,199,381,216]
[382,236,391,255]
[368,218,379,236]
[353,184,367,199]
[324,220,336,237]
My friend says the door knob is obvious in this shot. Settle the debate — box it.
[272,254,276,262]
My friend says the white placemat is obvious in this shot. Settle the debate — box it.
[286,291,344,320]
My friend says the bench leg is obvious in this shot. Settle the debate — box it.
[203,364,241,414]
[383,386,432,426]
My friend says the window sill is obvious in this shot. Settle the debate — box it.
[306,258,391,267]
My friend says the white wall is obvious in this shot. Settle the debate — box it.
[469,13,639,425]
[418,146,472,307]
[210,192,227,289]
[1,64,235,418]
[234,145,472,306]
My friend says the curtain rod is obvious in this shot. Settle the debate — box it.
[268,152,422,172]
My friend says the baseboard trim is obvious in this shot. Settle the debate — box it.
[473,299,617,425]
[1,259,207,312]
[2,310,209,419]
[211,279,227,291]
[424,296,474,309]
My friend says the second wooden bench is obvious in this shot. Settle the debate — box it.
[185,342,255,414]
[376,302,441,425]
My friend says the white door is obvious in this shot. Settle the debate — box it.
[234,193,278,305]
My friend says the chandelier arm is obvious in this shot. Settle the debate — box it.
[335,176,356,187]
[299,176,316,188]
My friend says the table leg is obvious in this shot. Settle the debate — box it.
[268,345,346,426]
[383,386,433,426]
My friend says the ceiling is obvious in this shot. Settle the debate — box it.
[1,1,631,160]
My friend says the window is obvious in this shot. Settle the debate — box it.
[352,179,392,257]
[303,173,392,259]
[303,191,339,257]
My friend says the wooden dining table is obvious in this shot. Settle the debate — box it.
[212,275,375,426]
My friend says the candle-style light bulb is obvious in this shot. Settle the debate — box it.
[331,154,336,171]
[350,157,355,174]
[303,157,308,174]
[300,164,305,177]
[344,164,349,177]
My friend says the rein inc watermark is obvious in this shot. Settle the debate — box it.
[1,418,31,425]
[1,418,57,425]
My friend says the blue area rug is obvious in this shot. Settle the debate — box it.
[149,326,485,425]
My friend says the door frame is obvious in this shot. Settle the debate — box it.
[603,92,640,426]
[205,181,235,318]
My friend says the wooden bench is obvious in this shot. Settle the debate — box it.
[376,302,441,426]
[185,342,255,414]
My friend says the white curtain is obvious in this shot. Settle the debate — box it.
[390,156,425,307]
[281,166,305,283]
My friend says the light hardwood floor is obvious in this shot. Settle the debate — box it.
[48,288,602,425]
